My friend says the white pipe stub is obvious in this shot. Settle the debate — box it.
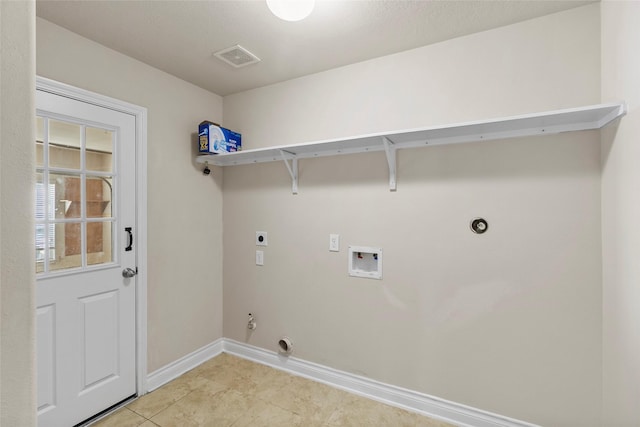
[278,336,293,355]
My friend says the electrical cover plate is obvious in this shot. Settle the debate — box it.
[256,231,268,246]
[329,234,340,252]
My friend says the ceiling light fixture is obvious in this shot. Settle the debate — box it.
[266,0,315,22]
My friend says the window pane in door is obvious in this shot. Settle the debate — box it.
[86,127,113,173]
[36,171,43,205]
[35,172,56,273]
[87,221,113,266]
[49,173,81,219]
[49,120,81,170]
[36,117,44,167]
[50,222,82,271]
[86,176,112,219]
[35,230,45,273]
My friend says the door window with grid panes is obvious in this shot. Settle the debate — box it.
[36,116,115,274]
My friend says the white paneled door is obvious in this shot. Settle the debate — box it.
[36,89,137,426]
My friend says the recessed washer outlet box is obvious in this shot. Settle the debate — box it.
[349,246,382,279]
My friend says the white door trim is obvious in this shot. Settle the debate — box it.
[36,76,149,396]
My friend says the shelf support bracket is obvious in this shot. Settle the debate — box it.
[280,150,298,194]
[382,137,397,191]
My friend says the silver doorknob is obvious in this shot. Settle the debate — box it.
[122,268,137,278]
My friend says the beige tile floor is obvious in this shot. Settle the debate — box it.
[92,353,455,427]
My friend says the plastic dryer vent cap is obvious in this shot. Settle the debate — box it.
[278,336,293,355]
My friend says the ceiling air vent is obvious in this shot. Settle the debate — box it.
[214,45,261,68]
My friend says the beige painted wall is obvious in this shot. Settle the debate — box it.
[601,1,640,425]
[222,5,602,426]
[224,5,600,150]
[0,1,37,425]
[36,18,225,372]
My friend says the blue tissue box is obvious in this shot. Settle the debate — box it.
[198,121,241,154]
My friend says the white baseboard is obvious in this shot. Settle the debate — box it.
[223,339,539,427]
[145,338,538,427]
[145,338,224,392]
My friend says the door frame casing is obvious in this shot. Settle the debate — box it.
[36,76,149,396]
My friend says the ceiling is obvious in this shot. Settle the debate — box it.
[36,0,593,97]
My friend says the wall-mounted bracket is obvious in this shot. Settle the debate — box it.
[382,136,397,191]
[280,150,298,194]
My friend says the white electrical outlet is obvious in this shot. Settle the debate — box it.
[256,231,268,246]
[256,250,264,266]
[329,234,340,252]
